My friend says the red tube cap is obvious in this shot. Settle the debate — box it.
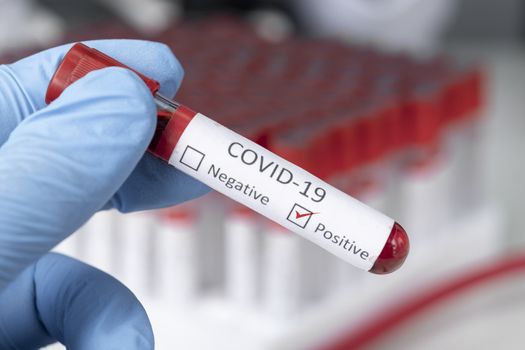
[370,222,409,274]
[46,43,160,104]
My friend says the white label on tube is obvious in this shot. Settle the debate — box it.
[169,114,394,271]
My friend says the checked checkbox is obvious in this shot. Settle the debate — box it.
[286,203,318,229]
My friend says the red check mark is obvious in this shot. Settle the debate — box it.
[295,211,319,219]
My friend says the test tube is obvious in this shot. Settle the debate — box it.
[224,203,262,307]
[396,82,450,245]
[156,205,199,306]
[45,43,409,275]
[271,126,332,303]
[118,211,157,300]
[196,193,227,293]
[441,66,485,217]
[262,220,301,318]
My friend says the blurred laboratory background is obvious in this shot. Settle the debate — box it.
[1,0,525,349]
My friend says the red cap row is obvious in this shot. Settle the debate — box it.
[0,16,485,194]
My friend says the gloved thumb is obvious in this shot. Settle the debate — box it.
[0,67,156,289]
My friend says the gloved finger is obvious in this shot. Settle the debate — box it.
[0,67,156,289]
[0,39,183,146]
[106,153,210,212]
[0,253,154,350]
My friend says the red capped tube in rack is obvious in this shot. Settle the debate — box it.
[46,43,409,274]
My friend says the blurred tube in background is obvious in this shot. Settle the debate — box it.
[0,0,63,52]
[118,212,158,299]
[262,221,301,319]
[225,204,262,307]
[156,205,199,307]
[96,0,181,34]
[197,193,227,294]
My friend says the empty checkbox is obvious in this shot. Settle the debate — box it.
[180,146,205,171]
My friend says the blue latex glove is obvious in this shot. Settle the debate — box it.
[0,253,154,349]
[0,40,209,349]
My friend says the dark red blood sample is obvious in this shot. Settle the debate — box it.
[370,222,409,274]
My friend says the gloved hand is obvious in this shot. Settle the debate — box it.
[0,39,209,349]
